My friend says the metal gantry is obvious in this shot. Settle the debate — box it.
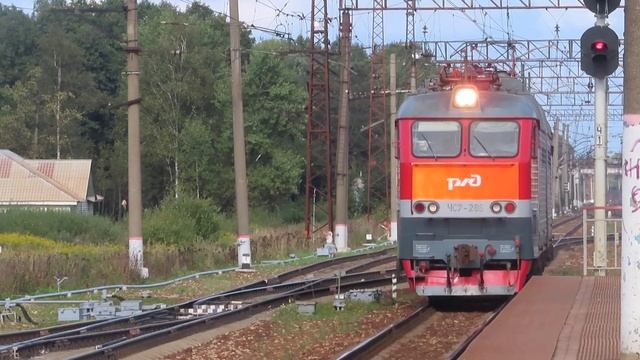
[420,39,624,111]
[304,0,334,241]
[367,0,389,223]
[405,0,417,91]
[339,0,625,11]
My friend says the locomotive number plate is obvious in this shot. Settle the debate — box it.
[446,202,484,214]
[413,241,431,256]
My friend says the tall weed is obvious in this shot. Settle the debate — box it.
[0,210,124,243]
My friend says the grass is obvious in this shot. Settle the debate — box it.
[274,301,382,331]
[0,259,321,330]
[272,300,383,359]
[0,244,397,332]
[0,210,124,243]
[0,205,395,331]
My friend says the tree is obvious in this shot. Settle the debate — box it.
[242,40,307,207]
[0,68,40,155]
[0,5,37,87]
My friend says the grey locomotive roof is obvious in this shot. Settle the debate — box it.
[397,90,547,121]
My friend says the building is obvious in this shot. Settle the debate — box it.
[0,150,101,213]
[570,155,622,208]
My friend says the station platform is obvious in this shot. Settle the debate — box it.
[460,275,620,360]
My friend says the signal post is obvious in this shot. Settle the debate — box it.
[580,0,619,276]
[622,0,640,357]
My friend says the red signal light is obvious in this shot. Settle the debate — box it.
[414,202,426,214]
[592,40,608,52]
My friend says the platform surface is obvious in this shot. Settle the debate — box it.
[460,275,620,360]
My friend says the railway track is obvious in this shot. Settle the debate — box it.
[552,215,583,248]
[0,247,396,359]
[551,215,581,229]
[445,301,509,360]
[65,270,399,360]
[335,302,433,360]
[336,299,506,360]
[333,217,579,360]
[0,218,588,359]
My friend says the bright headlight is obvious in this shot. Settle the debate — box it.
[452,86,479,108]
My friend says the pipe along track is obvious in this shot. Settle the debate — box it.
[0,248,396,359]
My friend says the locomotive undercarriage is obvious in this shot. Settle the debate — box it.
[399,217,539,296]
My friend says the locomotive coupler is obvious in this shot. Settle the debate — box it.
[453,244,479,266]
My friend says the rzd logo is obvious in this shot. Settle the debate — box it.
[446,174,482,190]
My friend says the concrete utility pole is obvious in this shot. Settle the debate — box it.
[621,0,640,356]
[552,121,560,217]
[562,124,569,213]
[389,54,398,243]
[125,0,146,277]
[334,11,351,252]
[593,74,608,276]
[229,0,251,268]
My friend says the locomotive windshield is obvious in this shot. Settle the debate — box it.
[470,121,519,157]
[412,121,461,157]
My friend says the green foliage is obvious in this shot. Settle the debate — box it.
[274,301,382,333]
[0,210,124,243]
[243,40,306,208]
[0,5,37,85]
[0,0,438,222]
[0,241,233,297]
[0,233,118,253]
[277,201,305,224]
[143,196,221,245]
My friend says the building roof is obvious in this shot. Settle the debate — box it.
[25,159,92,200]
[0,150,93,204]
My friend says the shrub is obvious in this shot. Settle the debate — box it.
[277,201,304,224]
[0,210,125,243]
[143,196,221,245]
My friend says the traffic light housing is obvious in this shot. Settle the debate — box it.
[583,0,620,15]
[580,25,619,78]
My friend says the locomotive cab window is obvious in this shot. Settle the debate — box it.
[470,121,519,157]
[412,121,461,157]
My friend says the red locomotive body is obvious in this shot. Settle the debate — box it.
[397,66,553,296]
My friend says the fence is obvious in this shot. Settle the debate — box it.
[582,205,621,276]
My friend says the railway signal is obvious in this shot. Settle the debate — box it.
[580,25,619,78]
[583,0,620,16]
[580,0,620,278]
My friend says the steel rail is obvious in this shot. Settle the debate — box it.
[335,301,431,360]
[445,300,510,360]
[554,233,620,248]
[65,271,401,360]
[2,270,398,359]
[0,247,395,348]
[551,215,581,229]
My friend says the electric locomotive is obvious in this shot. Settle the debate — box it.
[397,64,553,296]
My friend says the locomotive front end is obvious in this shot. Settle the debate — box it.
[397,73,552,297]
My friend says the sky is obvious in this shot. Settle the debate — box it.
[1,0,627,153]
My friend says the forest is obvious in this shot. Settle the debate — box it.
[0,0,434,221]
